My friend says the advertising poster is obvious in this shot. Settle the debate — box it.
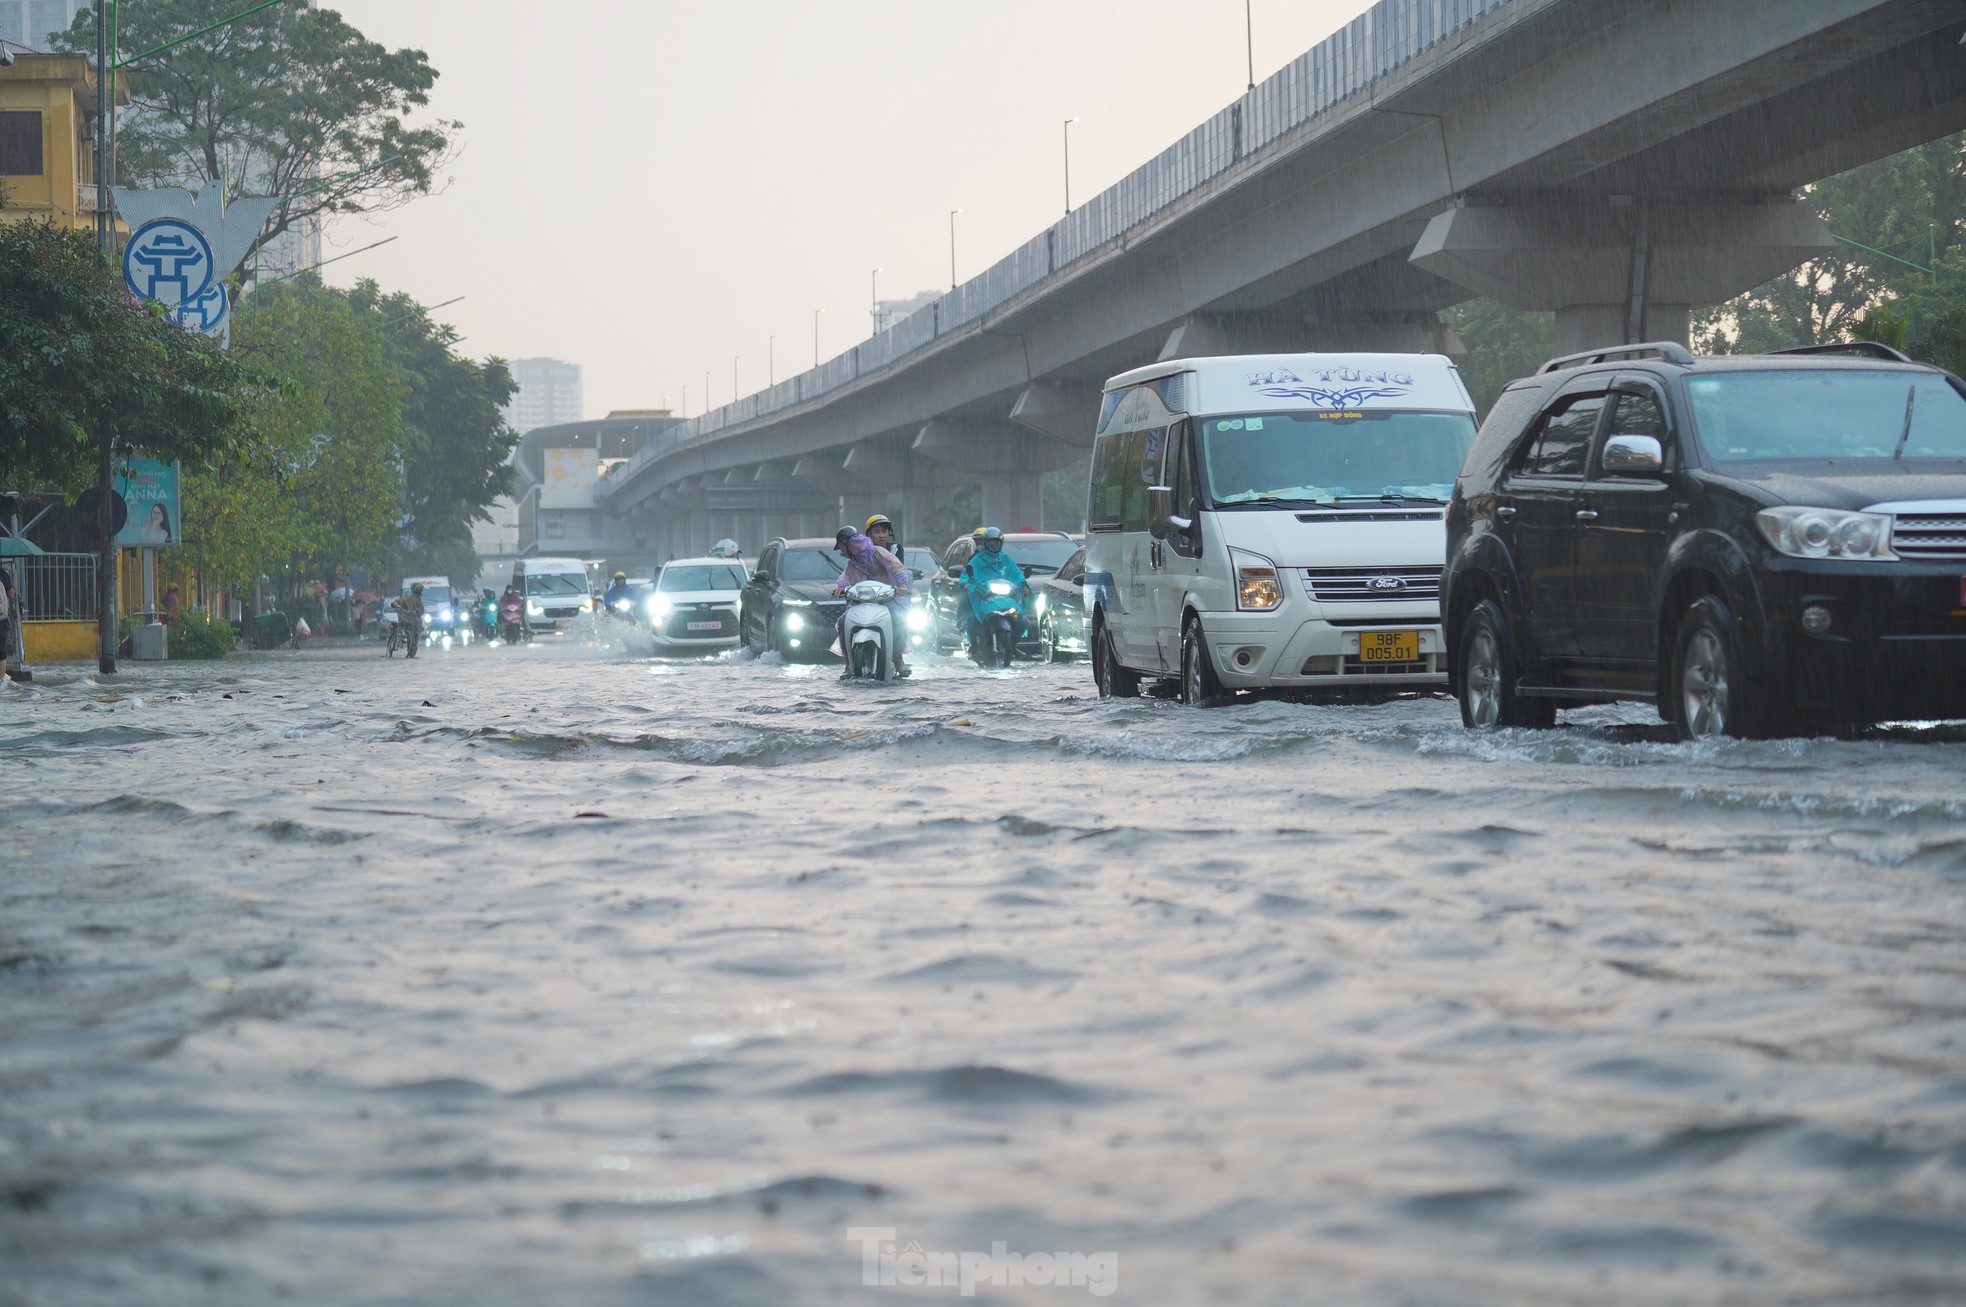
[113,459,181,548]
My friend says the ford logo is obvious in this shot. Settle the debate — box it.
[1365,576,1407,592]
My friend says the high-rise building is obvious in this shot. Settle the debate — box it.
[504,358,583,435]
[0,0,85,50]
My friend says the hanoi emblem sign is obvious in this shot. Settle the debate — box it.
[122,217,214,309]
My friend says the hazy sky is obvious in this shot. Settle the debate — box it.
[325,1,1366,419]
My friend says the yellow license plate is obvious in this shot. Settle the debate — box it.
[1359,630,1419,662]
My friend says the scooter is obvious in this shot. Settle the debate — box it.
[840,580,900,682]
[972,579,1023,670]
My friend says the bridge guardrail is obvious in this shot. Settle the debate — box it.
[602,0,1513,503]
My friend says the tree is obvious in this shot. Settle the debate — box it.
[1439,299,1555,418]
[0,221,253,493]
[1695,133,1966,353]
[179,276,406,590]
[348,282,517,584]
[61,1,457,271]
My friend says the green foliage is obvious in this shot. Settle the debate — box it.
[179,276,407,589]
[1439,299,1555,419]
[1695,133,1966,353]
[347,282,517,583]
[1043,456,1091,533]
[0,222,255,493]
[61,1,457,271]
[167,607,235,659]
[913,480,981,550]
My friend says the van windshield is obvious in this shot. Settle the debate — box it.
[1201,410,1476,506]
[525,573,587,597]
[1686,370,1966,463]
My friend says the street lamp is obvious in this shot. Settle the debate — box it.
[814,308,824,367]
[870,267,883,336]
[1246,0,1256,91]
[1063,117,1080,215]
[949,209,962,290]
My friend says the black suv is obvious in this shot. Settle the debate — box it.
[739,537,850,660]
[1443,341,1966,738]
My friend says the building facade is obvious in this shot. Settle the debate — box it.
[504,357,584,436]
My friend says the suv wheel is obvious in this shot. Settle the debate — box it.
[1673,596,1763,740]
[1092,619,1140,699]
[1457,600,1555,730]
[1179,619,1226,707]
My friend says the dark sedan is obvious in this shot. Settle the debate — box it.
[738,537,851,660]
[1031,545,1090,661]
[928,530,1080,656]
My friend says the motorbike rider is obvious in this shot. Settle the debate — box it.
[601,570,634,614]
[394,582,427,658]
[497,584,525,641]
[479,587,498,639]
[961,526,1028,657]
[863,514,908,567]
[830,526,912,677]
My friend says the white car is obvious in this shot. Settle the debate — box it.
[647,556,749,652]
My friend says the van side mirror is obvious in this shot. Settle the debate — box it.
[1601,434,1664,475]
[1148,485,1175,539]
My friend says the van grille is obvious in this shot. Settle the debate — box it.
[1891,513,1966,560]
[1302,567,1441,602]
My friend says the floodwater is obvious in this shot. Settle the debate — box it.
[2,631,1964,1307]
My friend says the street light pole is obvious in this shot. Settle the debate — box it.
[949,209,962,290]
[870,267,882,336]
[1246,0,1255,91]
[814,308,824,367]
[1063,118,1079,215]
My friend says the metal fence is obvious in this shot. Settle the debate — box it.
[601,0,1518,501]
[12,552,99,620]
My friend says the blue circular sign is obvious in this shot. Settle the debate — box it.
[122,217,214,308]
[170,281,229,336]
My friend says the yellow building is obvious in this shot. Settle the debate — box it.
[0,43,124,233]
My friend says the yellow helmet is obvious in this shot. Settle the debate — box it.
[864,513,893,533]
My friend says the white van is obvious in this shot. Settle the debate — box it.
[1084,353,1477,704]
[511,556,593,634]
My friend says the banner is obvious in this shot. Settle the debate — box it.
[114,459,181,548]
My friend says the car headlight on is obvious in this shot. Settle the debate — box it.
[580,596,594,612]
[646,596,671,621]
[1755,507,1896,560]
[526,601,543,616]
[783,611,805,632]
[906,607,929,631]
[1230,547,1283,610]
[1032,593,1047,618]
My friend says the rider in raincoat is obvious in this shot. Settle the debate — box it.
[831,528,913,676]
[960,526,1028,651]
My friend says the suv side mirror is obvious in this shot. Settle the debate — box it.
[1601,434,1664,476]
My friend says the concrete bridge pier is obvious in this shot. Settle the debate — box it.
[1409,200,1836,356]
[912,420,1081,533]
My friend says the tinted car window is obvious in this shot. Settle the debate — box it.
[779,548,845,582]
[1607,391,1667,442]
[943,539,974,571]
[1515,394,1604,478]
[1004,539,1079,572]
[1056,548,1085,584]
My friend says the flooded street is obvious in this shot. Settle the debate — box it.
[3,638,1964,1306]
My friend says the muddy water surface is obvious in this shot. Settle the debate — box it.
[2,639,1964,1305]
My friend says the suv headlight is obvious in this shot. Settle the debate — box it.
[1230,547,1283,610]
[1755,507,1896,560]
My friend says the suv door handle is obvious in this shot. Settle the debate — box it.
[1495,505,1517,519]
[1574,508,1600,521]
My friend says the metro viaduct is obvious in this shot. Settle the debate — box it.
[602,0,1966,559]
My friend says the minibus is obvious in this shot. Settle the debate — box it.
[1085,353,1477,704]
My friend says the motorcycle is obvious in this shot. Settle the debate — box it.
[971,578,1024,670]
[497,596,528,644]
[840,580,901,682]
[478,594,499,642]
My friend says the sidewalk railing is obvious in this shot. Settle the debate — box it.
[13,552,99,620]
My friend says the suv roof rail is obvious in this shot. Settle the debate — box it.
[1536,341,1695,374]
[1768,340,1914,363]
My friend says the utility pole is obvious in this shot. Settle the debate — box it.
[870,267,883,336]
[814,308,824,367]
[768,335,775,387]
[949,209,962,290]
[93,0,114,672]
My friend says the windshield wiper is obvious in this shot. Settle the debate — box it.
[1333,493,1447,505]
[1893,382,1916,461]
